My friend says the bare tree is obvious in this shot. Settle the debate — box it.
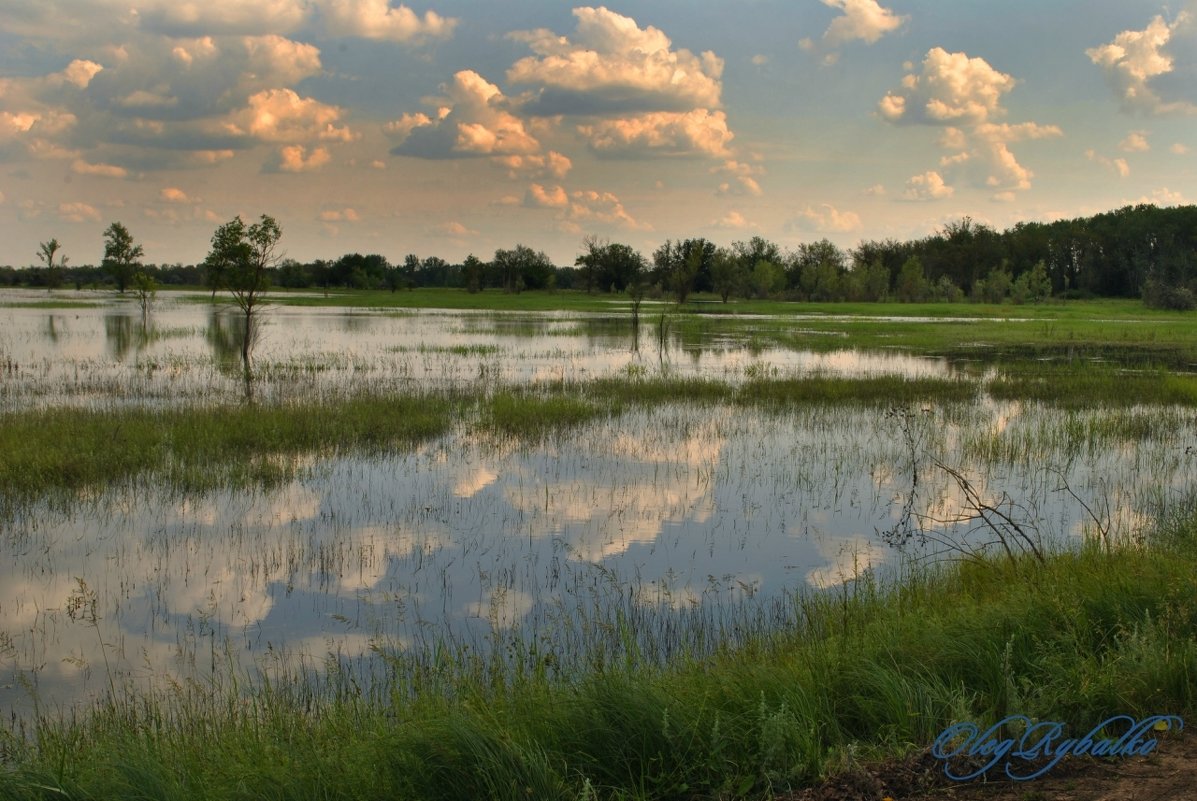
[37,238,67,290]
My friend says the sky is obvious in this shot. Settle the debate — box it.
[1,0,1195,267]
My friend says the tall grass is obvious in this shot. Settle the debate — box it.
[0,394,457,499]
[0,375,979,495]
[4,497,1196,800]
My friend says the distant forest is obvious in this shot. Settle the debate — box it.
[5,203,1197,309]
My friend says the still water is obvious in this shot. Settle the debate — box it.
[0,290,1191,719]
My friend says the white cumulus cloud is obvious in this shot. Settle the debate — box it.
[1087,13,1197,115]
[903,170,954,200]
[508,6,723,114]
[790,203,863,233]
[800,0,907,64]
[318,0,457,43]
[881,49,1061,195]
[386,70,540,160]
[578,109,733,158]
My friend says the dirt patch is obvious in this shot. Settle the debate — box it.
[780,733,1193,801]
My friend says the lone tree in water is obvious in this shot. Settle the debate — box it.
[203,214,281,368]
[101,222,144,293]
[37,238,67,290]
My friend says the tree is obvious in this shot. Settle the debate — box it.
[710,247,746,302]
[102,222,144,293]
[462,254,484,293]
[895,256,929,302]
[493,244,554,292]
[37,238,67,290]
[132,269,156,319]
[750,260,786,298]
[1010,260,1052,304]
[653,239,705,303]
[791,239,847,300]
[204,214,281,367]
[576,237,645,293]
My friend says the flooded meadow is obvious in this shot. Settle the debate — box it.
[1,289,1194,722]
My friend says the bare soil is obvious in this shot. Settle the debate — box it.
[780,733,1195,801]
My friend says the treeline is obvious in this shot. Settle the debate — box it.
[4,204,1196,308]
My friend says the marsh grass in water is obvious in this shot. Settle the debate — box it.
[988,366,1197,407]
[0,395,456,499]
[3,499,1196,800]
[0,375,981,495]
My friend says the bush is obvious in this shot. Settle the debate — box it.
[1142,277,1196,310]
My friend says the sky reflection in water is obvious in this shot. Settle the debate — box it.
[0,292,1190,718]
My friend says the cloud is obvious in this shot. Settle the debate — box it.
[57,201,102,222]
[712,210,755,229]
[862,183,886,196]
[230,89,354,144]
[1085,149,1130,177]
[134,0,310,36]
[1087,13,1197,114]
[578,109,733,158]
[492,150,572,179]
[271,144,332,172]
[880,48,1016,126]
[318,0,457,42]
[160,187,190,202]
[508,6,723,115]
[503,7,738,162]
[789,203,862,233]
[800,0,908,64]
[318,207,360,222]
[387,70,540,160]
[524,183,569,208]
[1172,143,1190,155]
[50,59,104,89]
[70,159,128,177]
[903,170,954,200]
[568,189,647,230]
[713,159,764,196]
[1120,131,1150,151]
[1126,187,1188,206]
[433,220,479,237]
[881,49,1061,195]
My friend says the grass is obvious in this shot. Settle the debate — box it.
[168,288,1197,359]
[3,496,1195,800]
[0,395,457,499]
[0,375,981,495]
[988,366,1197,407]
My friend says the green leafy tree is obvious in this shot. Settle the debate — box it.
[576,237,646,293]
[750,260,786,298]
[974,265,1012,304]
[102,222,144,294]
[462,254,484,293]
[204,214,281,367]
[132,269,156,318]
[710,247,747,302]
[895,256,929,302]
[1010,260,1052,304]
[845,259,890,302]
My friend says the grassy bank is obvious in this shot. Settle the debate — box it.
[3,497,1195,800]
